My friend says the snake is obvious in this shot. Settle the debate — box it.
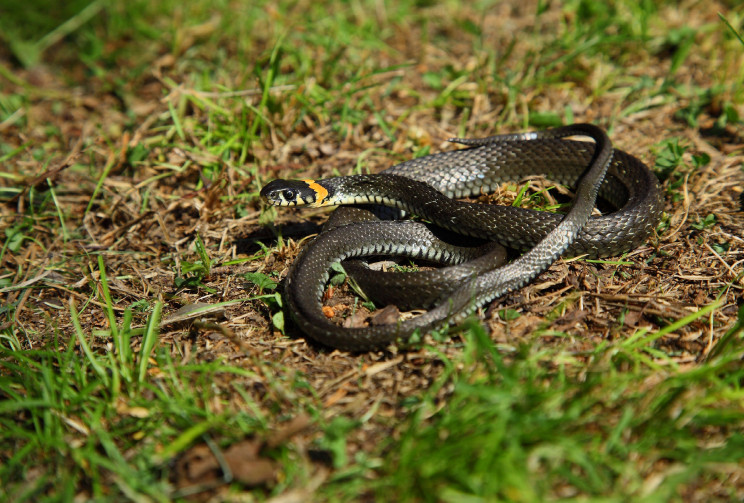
[260,124,663,351]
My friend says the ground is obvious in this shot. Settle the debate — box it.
[1,1,743,501]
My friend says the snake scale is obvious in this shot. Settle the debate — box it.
[261,124,663,351]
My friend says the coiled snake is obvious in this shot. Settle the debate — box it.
[261,124,663,351]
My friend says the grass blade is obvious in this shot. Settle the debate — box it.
[69,298,109,387]
[138,301,163,384]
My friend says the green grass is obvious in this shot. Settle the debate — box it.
[1,0,744,501]
[0,331,309,500]
[3,308,743,500]
[371,316,744,502]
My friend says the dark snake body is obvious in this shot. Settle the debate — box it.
[261,124,663,351]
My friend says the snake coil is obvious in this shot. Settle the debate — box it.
[261,124,663,350]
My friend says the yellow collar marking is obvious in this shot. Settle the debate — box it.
[303,179,330,207]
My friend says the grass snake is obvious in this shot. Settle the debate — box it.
[261,124,663,351]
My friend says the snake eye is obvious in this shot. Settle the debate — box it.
[281,189,297,202]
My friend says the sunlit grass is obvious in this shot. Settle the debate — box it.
[1,0,743,501]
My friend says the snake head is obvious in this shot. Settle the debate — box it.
[260,179,331,207]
